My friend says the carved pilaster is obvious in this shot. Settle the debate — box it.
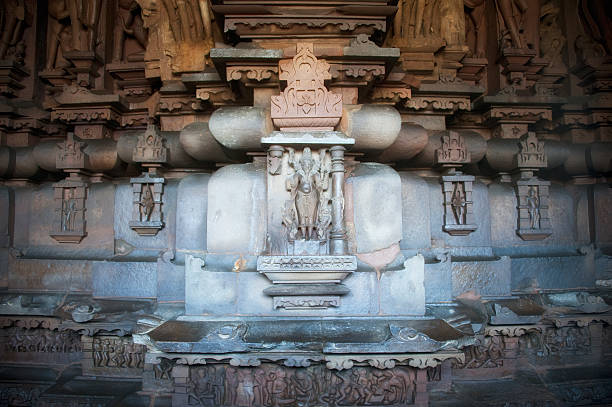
[513,132,552,241]
[435,131,477,236]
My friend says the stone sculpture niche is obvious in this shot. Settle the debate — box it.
[514,132,552,240]
[129,125,167,236]
[258,43,356,310]
[50,133,90,243]
[435,131,477,236]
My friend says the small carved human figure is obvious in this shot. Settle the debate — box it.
[0,0,26,61]
[465,0,486,58]
[284,147,331,241]
[495,0,529,49]
[267,146,283,176]
[46,0,72,69]
[527,186,540,229]
[139,185,155,221]
[451,182,467,225]
[113,0,147,62]
[61,189,78,232]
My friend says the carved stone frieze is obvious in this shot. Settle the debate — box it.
[271,43,342,131]
[227,66,278,83]
[485,325,542,338]
[452,336,504,369]
[91,337,144,369]
[403,96,470,112]
[3,327,82,353]
[519,326,592,358]
[173,363,418,406]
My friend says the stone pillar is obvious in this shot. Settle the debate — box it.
[329,145,346,255]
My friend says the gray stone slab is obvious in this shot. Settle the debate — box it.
[157,257,185,302]
[399,172,431,250]
[380,254,425,316]
[206,163,266,255]
[175,173,210,264]
[185,255,237,315]
[424,258,452,303]
[210,48,284,61]
[9,258,92,292]
[347,163,402,253]
[452,256,511,298]
[511,253,595,291]
[0,186,8,247]
[236,271,272,315]
[92,261,157,298]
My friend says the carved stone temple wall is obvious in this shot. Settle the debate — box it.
[0,0,611,406]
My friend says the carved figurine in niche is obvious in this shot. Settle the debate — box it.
[540,1,566,68]
[283,147,331,241]
[465,0,486,58]
[495,0,538,51]
[46,0,72,69]
[390,0,442,47]
[66,0,103,53]
[61,188,79,232]
[451,182,467,225]
[113,0,147,62]
[0,0,26,62]
[578,0,612,56]
[527,186,540,229]
[138,184,154,221]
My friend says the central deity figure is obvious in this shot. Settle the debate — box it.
[284,147,330,241]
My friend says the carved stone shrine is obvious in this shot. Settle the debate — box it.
[0,0,611,406]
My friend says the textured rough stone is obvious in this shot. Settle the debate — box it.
[207,163,267,255]
[209,107,272,150]
[92,261,157,298]
[175,174,211,264]
[452,256,511,298]
[347,163,402,254]
[380,254,425,316]
[399,172,431,250]
[340,105,401,151]
[185,255,237,315]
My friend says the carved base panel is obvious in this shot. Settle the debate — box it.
[273,295,341,309]
[48,230,87,244]
[172,363,420,407]
[442,224,478,236]
[129,220,164,236]
[516,228,553,241]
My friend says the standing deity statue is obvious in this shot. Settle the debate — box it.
[527,186,540,229]
[494,0,542,51]
[0,0,26,61]
[284,148,331,241]
[46,0,72,69]
[112,0,147,62]
[464,0,486,58]
[66,0,103,53]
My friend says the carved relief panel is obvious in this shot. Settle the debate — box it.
[82,336,146,377]
[130,125,167,236]
[50,176,88,243]
[271,43,342,131]
[173,363,418,407]
[129,172,165,236]
[435,131,477,236]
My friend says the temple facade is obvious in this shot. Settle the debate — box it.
[0,0,611,405]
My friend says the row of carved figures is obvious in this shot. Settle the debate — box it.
[186,364,416,407]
